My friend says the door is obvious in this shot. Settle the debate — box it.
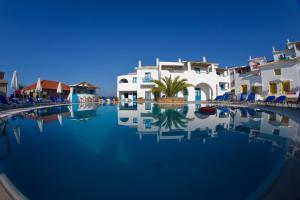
[195,88,201,101]
[133,93,137,102]
[145,91,151,101]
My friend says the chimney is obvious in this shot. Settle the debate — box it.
[203,56,206,62]
[156,58,159,67]
[249,56,252,60]
[138,60,142,68]
[178,58,182,62]
[272,46,276,52]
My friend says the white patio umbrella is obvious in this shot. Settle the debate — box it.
[13,126,21,144]
[36,78,42,96]
[37,118,43,133]
[57,114,63,126]
[10,71,18,97]
[57,82,62,94]
[57,82,63,101]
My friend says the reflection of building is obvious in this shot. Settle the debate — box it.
[68,103,98,121]
[117,58,231,102]
[0,71,7,97]
[117,103,300,156]
[23,80,70,98]
[22,106,71,123]
[68,82,98,103]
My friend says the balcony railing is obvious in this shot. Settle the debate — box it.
[143,77,153,83]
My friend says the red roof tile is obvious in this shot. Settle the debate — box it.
[24,80,70,91]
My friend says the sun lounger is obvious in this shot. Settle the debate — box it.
[239,93,247,103]
[222,93,230,101]
[263,96,275,105]
[0,95,11,107]
[246,93,255,102]
[214,95,223,101]
[274,96,286,106]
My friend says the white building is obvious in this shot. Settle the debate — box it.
[230,39,300,99]
[117,57,231,102]
[260,40,300,97]
[230,57,265,100]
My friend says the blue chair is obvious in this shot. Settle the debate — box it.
[274,96,286,104]
[214,95,223,101]
[0,95,11,105]
[50,96,56,103]
[264,96,275,103]
[246,93,255,102]
[222,93,230,101]
[28,97,35,104]
[239,93,247,101]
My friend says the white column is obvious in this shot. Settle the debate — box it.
[187,62,191,71]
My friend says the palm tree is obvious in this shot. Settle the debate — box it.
[151,76,192,98]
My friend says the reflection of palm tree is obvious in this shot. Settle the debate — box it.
[152,108,193,130]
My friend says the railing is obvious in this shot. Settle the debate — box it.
[142,77,153,83]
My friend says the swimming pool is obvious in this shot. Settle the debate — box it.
[0,103,299,200]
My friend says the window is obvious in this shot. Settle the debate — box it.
[220,83,225,91]
[143,119,153,129]
[269,82,277,94]
[251,86,259,94]
[133,117,138,124]
[119,78,129,83]
[132,77,137,83]
[274,68,281,76]
[195,68,200,74]
[282,81,290,94]
[143,72,152,82]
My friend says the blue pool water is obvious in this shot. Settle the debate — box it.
[0,103,299,200]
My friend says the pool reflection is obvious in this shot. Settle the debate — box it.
[117,103,300,156]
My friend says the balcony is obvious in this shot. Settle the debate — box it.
[142,77,153,83]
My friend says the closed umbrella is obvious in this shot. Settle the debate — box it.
[10,71,18,97]
[37,118,43,133]
[13,126,21,144]
[57,82,62,102]
[57,82,62,94]
[36,78,42,101]
[57,114,63,126]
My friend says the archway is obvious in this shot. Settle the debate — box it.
[119,78,129,83]
[194,83,213,101]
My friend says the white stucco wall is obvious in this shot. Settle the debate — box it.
[117,61,231,102]
[260,60,300,96]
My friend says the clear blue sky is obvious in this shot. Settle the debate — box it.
[0,0,299,96]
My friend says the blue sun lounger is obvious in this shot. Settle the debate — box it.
[263,96,275,104]
[214,95,223,101]
[0,95,11,106]
[222,93,230,101]
[274,96,286,104]
[239,93,247,102]
[246,93,255,102]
